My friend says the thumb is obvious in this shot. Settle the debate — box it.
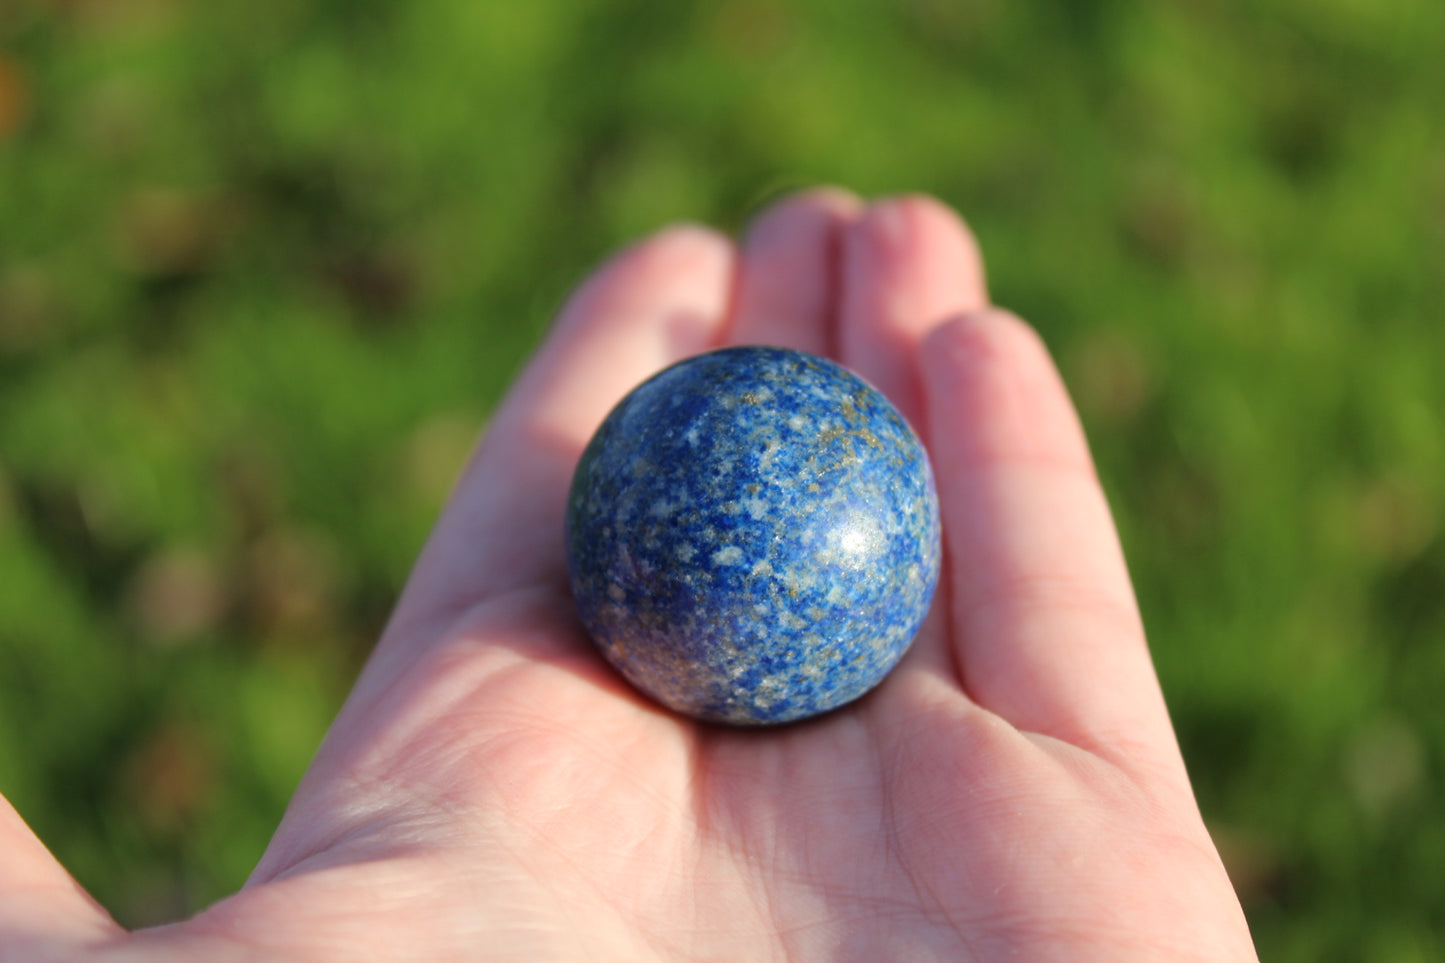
[0,794,122,960]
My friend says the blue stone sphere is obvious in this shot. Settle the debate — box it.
[565,346,941,725]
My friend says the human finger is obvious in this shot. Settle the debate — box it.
[0,794,123,954]
[837,194,988,429]
[288,226,737,836]
[727,186,861,355]
[920,310,1184,775]
[388,225,737,639]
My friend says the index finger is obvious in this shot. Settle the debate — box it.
[389,226,737,638]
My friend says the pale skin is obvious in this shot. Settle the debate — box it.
[0,191,1259,961]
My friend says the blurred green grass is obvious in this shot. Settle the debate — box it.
[1,0,1443,956]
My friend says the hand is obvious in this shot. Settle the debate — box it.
[0,190,1258,961]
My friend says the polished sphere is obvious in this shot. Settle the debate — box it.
[565,346,941,725]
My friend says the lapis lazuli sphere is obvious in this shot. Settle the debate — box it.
[565,346,941,725]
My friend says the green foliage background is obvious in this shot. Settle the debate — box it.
[2,0,1443,956]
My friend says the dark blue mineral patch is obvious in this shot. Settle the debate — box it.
[565,345,941,725]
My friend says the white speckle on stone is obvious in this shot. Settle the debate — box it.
[685,425,700,446]
[676,543,697,563]
[712,545,744,566]
[750,558,774,578]
[649,499,677,518]
[743,497,767,519]
[788,413,810,432]
[825,584,846,606]
[782,568,818,595]
[753,674,786,709]
[781,612,807,631]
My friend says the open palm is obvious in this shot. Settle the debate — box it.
[1,191,1257,962]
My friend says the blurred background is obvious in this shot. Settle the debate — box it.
[1,0,1442,956]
